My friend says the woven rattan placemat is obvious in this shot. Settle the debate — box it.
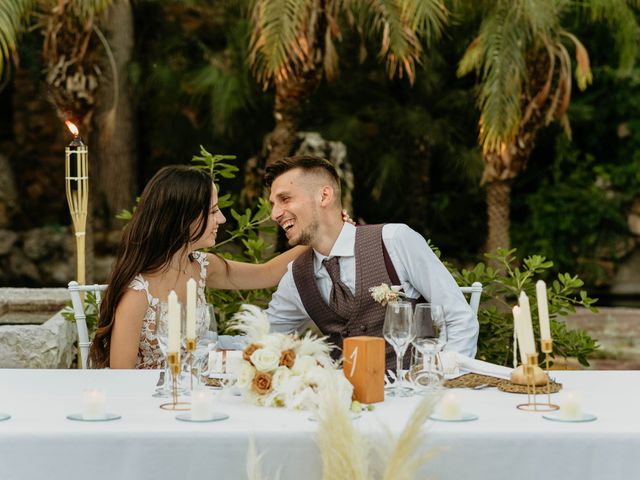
[444,373,563,394]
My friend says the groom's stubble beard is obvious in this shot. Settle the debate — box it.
[288,210,320,248]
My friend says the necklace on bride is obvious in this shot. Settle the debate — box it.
[169,264,189,275]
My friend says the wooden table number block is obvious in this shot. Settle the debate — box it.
[343,336,385,404]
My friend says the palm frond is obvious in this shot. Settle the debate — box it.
[579,0,640,74]
[65,0,114,20]
[474,2,528,152]
[0,0,34,81]
[358,0,447,83]
[248,0,314,88]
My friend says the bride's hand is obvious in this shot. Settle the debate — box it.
[341,209,356,225]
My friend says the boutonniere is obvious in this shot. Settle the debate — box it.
[369,283,405,306]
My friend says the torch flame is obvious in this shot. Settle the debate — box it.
[65,120,79,137]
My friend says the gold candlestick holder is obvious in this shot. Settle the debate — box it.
[160,352,189,411]
[186,338,196,391]
[540,339,559,410]
[517,352,558,412]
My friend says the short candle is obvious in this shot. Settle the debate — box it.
[559,392,583,420]
[82,389,106,420]
[190,390,213,421]
[439,392,462,420]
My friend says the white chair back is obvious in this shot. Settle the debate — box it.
[68,281,108,369]
[459,281,483,315]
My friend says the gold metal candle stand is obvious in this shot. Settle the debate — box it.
[64,121,88,285]
[186,338,196,390]
[540,339,559,410]
[160,352,190,411]
[516,352,559,412]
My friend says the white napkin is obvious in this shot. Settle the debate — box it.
[440,351,512,380]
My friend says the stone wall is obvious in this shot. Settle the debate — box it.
[0,227,118,287]
[0,287,76,368]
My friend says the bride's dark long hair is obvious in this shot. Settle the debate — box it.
[89,165,213,368]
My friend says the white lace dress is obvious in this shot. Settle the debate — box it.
[128,251,210,369]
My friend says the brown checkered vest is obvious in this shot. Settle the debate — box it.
[292,224,423,371]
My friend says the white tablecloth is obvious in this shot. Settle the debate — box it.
[0,369,639,480]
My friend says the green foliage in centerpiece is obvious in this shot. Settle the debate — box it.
[450,248,599,367]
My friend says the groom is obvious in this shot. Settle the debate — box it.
[263,155,478,370]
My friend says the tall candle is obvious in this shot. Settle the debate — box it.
[512,306,528,366]
[82,389,106,420]
[190,389,213,421]
[536,280,551,341]
[186,278,196,339]
[518,291,537,358]
[168,290,181,352]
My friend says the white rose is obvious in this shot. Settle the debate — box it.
[250,347,281,372]
[292,355,317,375]
[236,361,256,388]
[272,366,292,390]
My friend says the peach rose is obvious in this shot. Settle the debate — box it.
[251,371,273,395]
[279,349,296,368]
[243,343,262,364]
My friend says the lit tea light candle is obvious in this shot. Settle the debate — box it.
[559,392,583,421]
[190,390,213,421]
[82,389,106,420]
[439,392,462,420]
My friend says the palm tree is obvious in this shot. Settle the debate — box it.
[247,0,448,166]
[456,0,640,253]
[1,0,116,128]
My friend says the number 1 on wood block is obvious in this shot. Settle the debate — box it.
[343,336,385,404]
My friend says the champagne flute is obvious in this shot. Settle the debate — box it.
[411,304,447,391]
[383,301,415,397]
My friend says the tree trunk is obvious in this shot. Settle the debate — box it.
[485,179,512,255]
[93,0,136,229]
[265,72,321,167]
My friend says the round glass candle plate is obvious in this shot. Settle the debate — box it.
[429,412,479,422]
[308,412,361,422]
[542,412,597,423]
[66,413,122,422]
[175,412,229,423]
[0,413,11,422]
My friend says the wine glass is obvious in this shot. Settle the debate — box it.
[410,304,447,392]
[382,301,415,397]
[194,304,218,385]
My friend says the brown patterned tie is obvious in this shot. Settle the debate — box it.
[322,256,355,319]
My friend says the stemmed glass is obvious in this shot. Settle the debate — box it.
[193,304,218,385]
[410,304,447,392]
[383,301,415,397]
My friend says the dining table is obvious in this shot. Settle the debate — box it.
[0,368,638,480]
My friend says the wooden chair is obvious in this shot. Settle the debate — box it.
[67,281,108,369]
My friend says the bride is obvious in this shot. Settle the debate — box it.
[89,165,347,369]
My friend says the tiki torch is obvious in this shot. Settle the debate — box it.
[65,121,88,285]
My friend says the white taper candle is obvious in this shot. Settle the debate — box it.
[536,280,551,341]
[168,290,181,353]
[186,278,197,339]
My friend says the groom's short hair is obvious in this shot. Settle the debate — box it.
[264,155,340,190]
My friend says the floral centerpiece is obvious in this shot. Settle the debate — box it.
[231,305,353,410]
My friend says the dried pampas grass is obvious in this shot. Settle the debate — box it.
[379,394,439,480]
[315,371,370,480]
[246,436,281,480]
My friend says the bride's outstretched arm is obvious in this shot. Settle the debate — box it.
[204,245,308,290]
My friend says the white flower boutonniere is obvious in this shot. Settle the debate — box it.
[369,283,405,306]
